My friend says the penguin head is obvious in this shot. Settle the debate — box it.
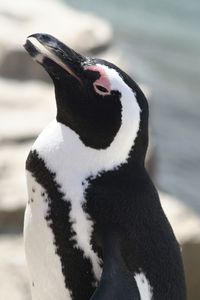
[24,33,148,163]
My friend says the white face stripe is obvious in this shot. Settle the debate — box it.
[134,272,153,300]
[30,66,141,284]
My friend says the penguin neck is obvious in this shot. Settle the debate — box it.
[32,114,141,180]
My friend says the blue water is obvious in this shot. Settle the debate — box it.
[66,0,200,212]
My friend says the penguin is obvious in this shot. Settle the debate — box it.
[23,33,186,300]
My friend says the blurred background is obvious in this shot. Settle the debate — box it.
[0,0,199,299]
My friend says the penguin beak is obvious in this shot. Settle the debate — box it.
[24,33,84,85]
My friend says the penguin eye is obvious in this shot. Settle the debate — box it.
[94,84,110,96]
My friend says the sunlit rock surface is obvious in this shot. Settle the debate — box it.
[0,0,112,80]
[0,236,31,300]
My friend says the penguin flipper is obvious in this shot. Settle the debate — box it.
[90,232,140,300]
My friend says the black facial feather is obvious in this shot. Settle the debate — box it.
[54,64,122,149]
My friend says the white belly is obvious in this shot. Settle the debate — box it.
[24,171,72,300]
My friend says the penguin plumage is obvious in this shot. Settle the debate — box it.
[24,33,186,300]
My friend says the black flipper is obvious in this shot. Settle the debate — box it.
[90,232,140,300]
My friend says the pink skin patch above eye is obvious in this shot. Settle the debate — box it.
[84,65,111,94]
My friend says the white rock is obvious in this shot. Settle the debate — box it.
[0,79,55,142]
[0,0,112,52]
[0,0,113,79]
[0,143,30,213]
[0,235,31,300]
[160,192,200,243]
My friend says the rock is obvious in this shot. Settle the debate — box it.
[0,0,112,80]
[0,235,31,300]
[182,242,200,300]
[160,192,200,244]
[0,143,31,233]
[0,79,55,143]
[161,197,200,297]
